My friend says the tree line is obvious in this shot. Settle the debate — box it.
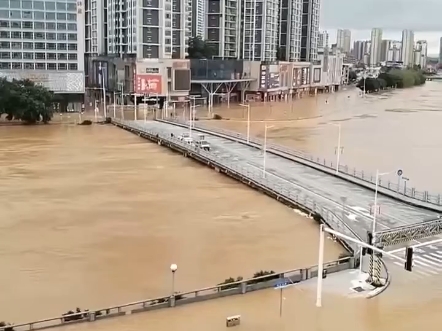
[356,68,426,93]
[0,78,55,124]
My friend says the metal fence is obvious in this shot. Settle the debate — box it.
[115,119,361,253]
[161,118,442,206]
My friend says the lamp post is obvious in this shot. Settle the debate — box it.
[263,124,274,178]
[402,176,410,195]
[239,103,251,143]
[170,263,178,297]
[113,91,116,118]
[329,123,343,174]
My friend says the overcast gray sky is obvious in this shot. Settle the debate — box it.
[321,0,442,55]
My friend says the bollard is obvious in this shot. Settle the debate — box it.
[169,295,176,308]
[88,312,96,322]
[240,282,247,294]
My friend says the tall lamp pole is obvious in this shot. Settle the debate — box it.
[263,124,274,178]
[170,263,178,297]
[239,103,251,143]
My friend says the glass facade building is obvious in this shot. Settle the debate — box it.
[0,0,83,75]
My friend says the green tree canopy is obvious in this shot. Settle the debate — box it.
[356,68,426,92]
[187,36,216,59]
[0,78,55,124]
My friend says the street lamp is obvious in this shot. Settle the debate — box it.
[263,124,274,178]
[170,263,178,297]
[329,123,343,175]
[239,103,251,143]
[372,170,394,235]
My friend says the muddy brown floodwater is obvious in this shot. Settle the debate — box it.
[0,123,343,323]
[199,82,442,192]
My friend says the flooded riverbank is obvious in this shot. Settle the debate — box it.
[0,123,343,322]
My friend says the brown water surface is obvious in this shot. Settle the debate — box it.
[199,83,442,192]
[0,124,343,322]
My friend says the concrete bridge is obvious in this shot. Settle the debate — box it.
[143,118,442,277]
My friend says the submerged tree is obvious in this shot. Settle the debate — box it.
[0,78,55,124]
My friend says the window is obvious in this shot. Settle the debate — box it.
[0,62,10,69]
[67,23,76,30]
[68,34,77,41]
[57,13,66,20]
[35,52,45,59]
[68,53,77,60]
[13,31,23,38]
[47,53,56,59]
[67,13,76,20]
[0,9,7,18]
[12,62,22,69]
[12,52,22,59]
[22,1,32,9]
[23,52,33,59]
[0,41,10,48]
[34,11,45,19]
[10,10,21,18]
[35,42,45,49]
[0,0,8,8]
[22,10,32,19]
[0,20,8,27]
[33,22,44,29]
[57,43,66,50]
[9,0,19,7]
[34,32,45,39]
[46,32,56,40]
[36,63,45,70]
[10,20,20,28]
[46,22,56,30]
[0,51,10,58]
[24,63,34,69]
[23,42,33,49]
[57,53,67,60]
[67,3,75,10]
[45,1,55,10]
[46,43,56,50]
[0,31,10,38]
[57,33,66,40]
[11,42,21,49]
[56,2,66,10]
[58,63,67,70]
[47,63,56,70]
[46,12,55,20]
[34,1,44,9]
[68,43,77,50]
[23,21,33,28]
[57,23,66,30]
[68,63,77,70]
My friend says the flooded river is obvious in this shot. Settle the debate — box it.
[0,124,343,322]
[201,82,442,192]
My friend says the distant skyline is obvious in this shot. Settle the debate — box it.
[320,0,442,56]
[325,30,441,56]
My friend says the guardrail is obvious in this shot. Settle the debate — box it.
[0,258,350,331]
[159,118,442,210]
[114,118,362,251]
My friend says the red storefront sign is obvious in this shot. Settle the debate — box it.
[134,74,162,94]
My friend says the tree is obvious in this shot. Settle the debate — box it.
[187,36,216,59]
[0,78,55,124]
[356,68,426,92]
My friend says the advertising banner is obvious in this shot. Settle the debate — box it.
[134,74,162,95]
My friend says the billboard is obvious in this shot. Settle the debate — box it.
[134,74,162,95]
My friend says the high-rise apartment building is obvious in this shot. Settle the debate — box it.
[191,0,205,38]
[278,0,302,61]
[318,30,329,50]
[86,0,191,59]
[369,28,382,65]
[336,29,351,53]
[206,0,241,59]
[401,29,414,67]
[439,37,442,64]
[300,0,320,62]
[352,40,370,61]
[0,0,85,93]
[386,41,401,62]
[414,40,427,68]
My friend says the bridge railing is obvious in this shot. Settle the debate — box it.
[117,119,362,251]
[159,118,441,206]
[0,257,350,331]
